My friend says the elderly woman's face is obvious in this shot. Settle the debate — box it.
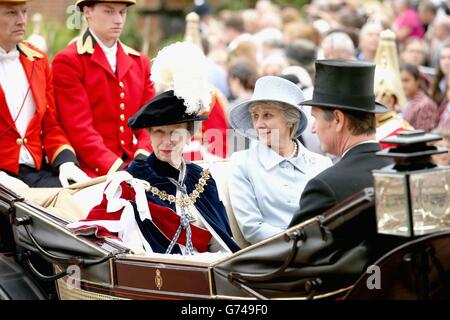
[150,123,190,167]
[250,104,291,146]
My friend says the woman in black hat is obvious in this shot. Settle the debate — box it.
[125,89,240,255]
[69,42,239,255]
[126,42,240,255]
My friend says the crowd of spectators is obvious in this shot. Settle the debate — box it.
[190,0,450,162]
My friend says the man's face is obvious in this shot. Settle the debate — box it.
[401,40,426,65]
[0,3,27,51]
[84,3,128,44]
[311,106,337,155]
[360,27,381,53]
[432,18,450,41]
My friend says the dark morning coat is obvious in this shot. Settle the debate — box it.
[289,143,393,227]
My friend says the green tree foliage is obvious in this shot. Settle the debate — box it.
[25,19,78,60]
[121,7,144,51]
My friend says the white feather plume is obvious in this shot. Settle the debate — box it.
[150,41,212,114]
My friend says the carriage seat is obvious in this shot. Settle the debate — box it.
[195,159,250,249]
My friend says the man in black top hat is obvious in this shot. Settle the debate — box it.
[289,60,393,227]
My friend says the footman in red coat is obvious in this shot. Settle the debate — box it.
[52,0,156,177]
[0,0,88,188]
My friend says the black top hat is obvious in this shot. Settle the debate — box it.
[299,60,387,113]
[128,90,208,129]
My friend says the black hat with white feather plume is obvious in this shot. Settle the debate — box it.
[128,41,212,129]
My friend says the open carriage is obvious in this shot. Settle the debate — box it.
[1,159,449,300]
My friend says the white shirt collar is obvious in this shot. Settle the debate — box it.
[89,29,118,53]
[89,29,118,72]
[0,46,19,60]
[0,46,36,167]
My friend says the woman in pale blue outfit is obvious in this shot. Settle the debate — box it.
[228,76,332,244]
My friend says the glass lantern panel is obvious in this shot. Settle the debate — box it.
[409,169,450,236]
[374,173,409,236]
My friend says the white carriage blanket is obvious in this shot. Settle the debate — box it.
[67,171,154,255]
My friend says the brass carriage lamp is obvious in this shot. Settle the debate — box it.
[373,130,450,237]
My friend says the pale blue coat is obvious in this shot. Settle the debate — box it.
[229,141,332,244]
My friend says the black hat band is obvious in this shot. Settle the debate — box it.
[312,90,376,109]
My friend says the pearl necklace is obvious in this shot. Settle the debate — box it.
[285,140,298,159]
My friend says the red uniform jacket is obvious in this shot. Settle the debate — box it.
[0,42,76,174]
[52,31,156,177]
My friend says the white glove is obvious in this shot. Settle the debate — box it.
[58,162,90,188]
[0,171,29,189]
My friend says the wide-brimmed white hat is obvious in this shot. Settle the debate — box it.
[228,76,307,140]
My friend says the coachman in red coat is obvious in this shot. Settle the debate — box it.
[52,0,155,177]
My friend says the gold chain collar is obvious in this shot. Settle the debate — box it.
[147,168,211,208]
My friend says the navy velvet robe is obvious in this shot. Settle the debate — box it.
[126,153,240,253]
